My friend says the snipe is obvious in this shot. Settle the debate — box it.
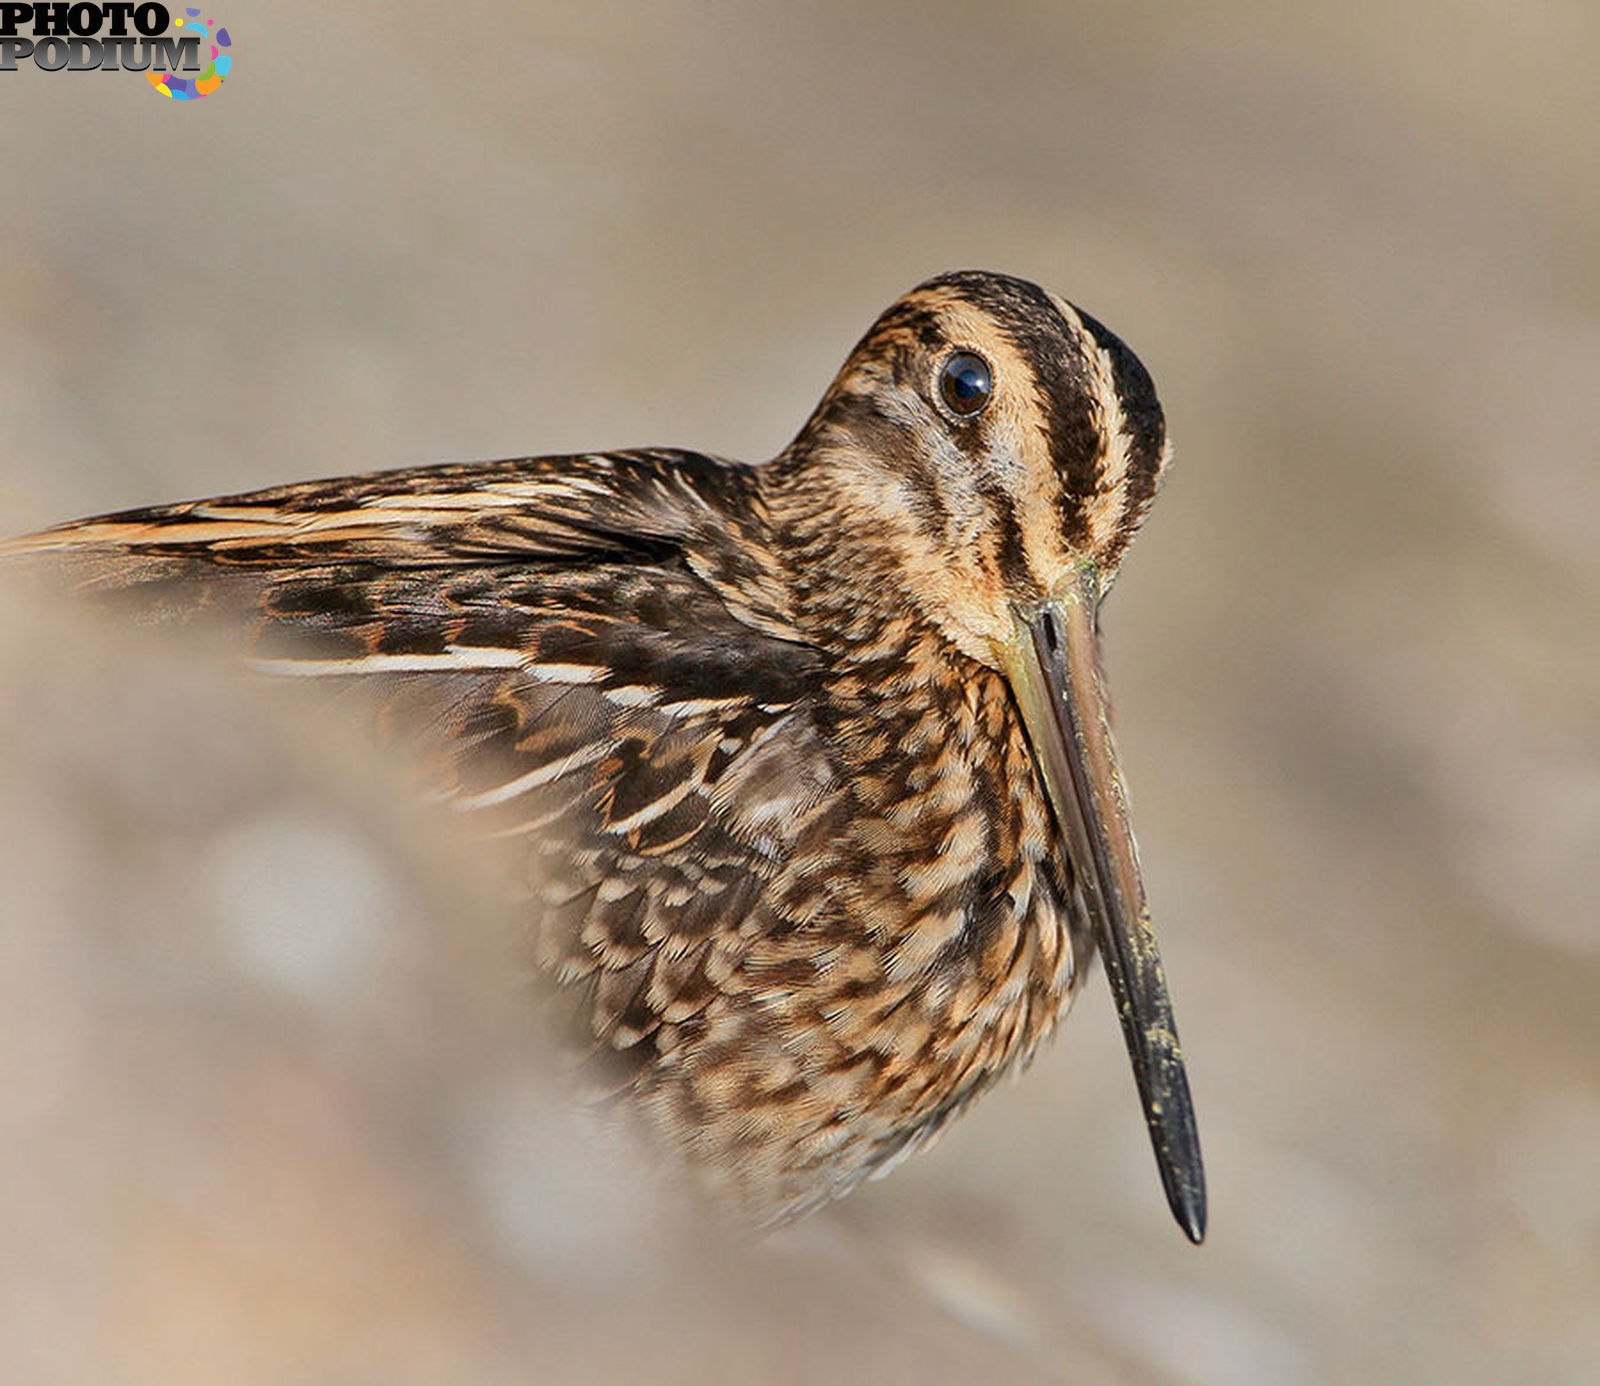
[7,271,1206,1241]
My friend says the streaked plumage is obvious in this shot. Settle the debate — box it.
[4,271,1205,1238]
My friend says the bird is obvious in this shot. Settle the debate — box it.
[4,270,1206,1242]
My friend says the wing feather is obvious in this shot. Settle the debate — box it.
[6,451,839,1102]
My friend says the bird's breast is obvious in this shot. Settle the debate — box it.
[702,628,1085,1217]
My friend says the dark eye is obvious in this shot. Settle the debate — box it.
[938,351,993,416]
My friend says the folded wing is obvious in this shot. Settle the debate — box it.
[6,450,838,1090]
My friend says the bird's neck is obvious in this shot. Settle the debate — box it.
[760,442,1038,899]
[759,444,993,673]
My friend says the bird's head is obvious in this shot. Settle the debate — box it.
[774,268,1171,665]
[770,270,1204,1244]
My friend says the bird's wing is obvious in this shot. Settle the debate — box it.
[6,450,838,1078]
[8,448,797,621]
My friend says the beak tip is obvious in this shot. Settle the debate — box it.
[1174,1191,1207,1245]
[1157,1098,1207,1245]
[1152,1071,1207,1245]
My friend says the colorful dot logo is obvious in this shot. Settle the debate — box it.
[148,9,231,100]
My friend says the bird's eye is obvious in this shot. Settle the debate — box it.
[938,351,993,417]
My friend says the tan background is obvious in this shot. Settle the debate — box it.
[1,3,1596,1383]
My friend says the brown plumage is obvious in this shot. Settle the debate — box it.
[4,270,1205,1239]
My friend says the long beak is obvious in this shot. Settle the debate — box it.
[1002,565,1206,1243]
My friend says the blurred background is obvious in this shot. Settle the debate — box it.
[1,3,1596,1383]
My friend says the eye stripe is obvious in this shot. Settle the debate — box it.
[1074,307,1167,563]
[1026,354,1103,549]
[972,477,1033,594]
